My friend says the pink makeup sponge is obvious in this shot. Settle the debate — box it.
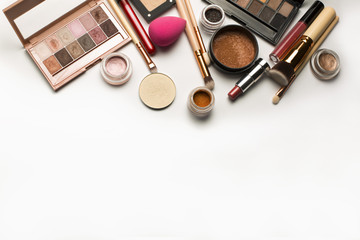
[149,16,186,47]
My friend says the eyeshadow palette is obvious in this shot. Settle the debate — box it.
[129,0,176,23]
[3,0,130,90]
[202,0,304,45]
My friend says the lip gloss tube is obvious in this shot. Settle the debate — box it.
[119,0,156,55]
[269,1,324,63]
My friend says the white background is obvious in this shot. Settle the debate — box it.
[1,0,359,239]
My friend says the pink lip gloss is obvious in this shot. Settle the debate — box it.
[269,1,324,63]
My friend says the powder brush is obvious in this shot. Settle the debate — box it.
[176,0,214,90]
[268,7,336,87]
[272,15,339,104]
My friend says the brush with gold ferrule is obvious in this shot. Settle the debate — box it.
[272,15,339,104]
[108,0,157,73]
[176,0,214,90]
[268,7,336,87]
[183,0,211,66]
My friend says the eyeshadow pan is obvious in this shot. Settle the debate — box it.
[248,0,263,16]
[100,19,118,37]
[142,0,166,12]
[270,13,287,29]
[79,13,98,31]
[68,19,87,38]
[78,33,96,52]
[34,41,52,61]
[236,0,250,8]
[56,27,75,45]
[89,27,107,44]
[66,41,85,59]
[259,6,275,23]
[267,0,282,10]
[43,55,62,75]
[279,1,293,17]
[90,6,108,24]
[54,48,73,67]
[45,34,63,53]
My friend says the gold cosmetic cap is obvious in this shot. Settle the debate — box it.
[304,7,336,43]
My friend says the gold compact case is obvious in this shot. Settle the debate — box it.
[3,0,130,90]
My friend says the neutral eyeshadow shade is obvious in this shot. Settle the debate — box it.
[43,55,62,74]
[78,33,96,52]
[259,6,275,23]
[79,13,98,31]
[100,19,118,37]
[213,30,256,69]
[90,7,108,24]
[45,34,63,53]
[54,48,73,67]
[34,41,52,60]
[319,53,337,71]
[236,0,250,8]
[259,0,267,2]
[268,0,282,10]
[279,1,293,17]
[106,57,127,76]
[248,0,263,16]
[68,20,87,38]
[66,41,85,59]
[270,13,286,29]
[89,27,107,44]
[141,0,166,12]
[57,27,75,45]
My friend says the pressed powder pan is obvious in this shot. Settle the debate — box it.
[209,25,259,74]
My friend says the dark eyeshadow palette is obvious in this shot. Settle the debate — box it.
[202,0,304,45]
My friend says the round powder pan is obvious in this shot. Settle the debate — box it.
[209,25,259,74]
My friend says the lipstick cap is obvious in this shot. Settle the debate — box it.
[300,1,325,25]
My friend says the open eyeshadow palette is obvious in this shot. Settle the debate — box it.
[203,0,304,45]
[3,0,130,90]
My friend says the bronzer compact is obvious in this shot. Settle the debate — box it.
[202,0,304,45]
[3,0,130,90]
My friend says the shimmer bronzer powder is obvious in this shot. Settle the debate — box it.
[210,25,258,73]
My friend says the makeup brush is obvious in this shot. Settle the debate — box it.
[183,0,211,66]
[108,0,157,73]
[267,7,336,87]
[176,0,214,90]
[272,15,339,105]
[118,0,156,55]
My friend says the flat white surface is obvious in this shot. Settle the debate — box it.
[0,0,359,239]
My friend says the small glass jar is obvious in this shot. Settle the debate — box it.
[199,5,225,34]
[101,53,132,85]
[310,49,340,80]
[188,87,215,117]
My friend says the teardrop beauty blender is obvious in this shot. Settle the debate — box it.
[149,16,186,47]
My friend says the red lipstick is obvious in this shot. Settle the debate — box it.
[228,59,269,101]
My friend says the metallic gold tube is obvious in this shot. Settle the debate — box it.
[282,36,314,73]
[194,49,210,79]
